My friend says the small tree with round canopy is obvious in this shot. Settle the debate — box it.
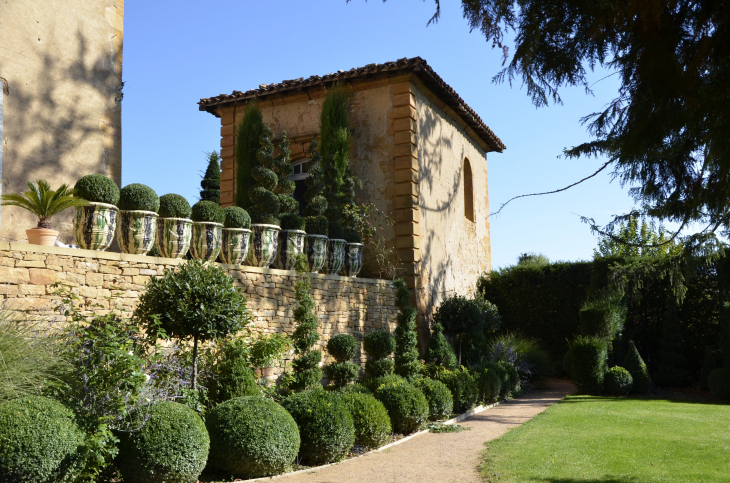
[134,259,249,390]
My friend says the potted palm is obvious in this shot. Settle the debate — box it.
[117,183,159,255]
[1,180,88,246]
[189,200,224,261]
[72,174,119,250]
[155,194,192,259]
[220,206,252,265]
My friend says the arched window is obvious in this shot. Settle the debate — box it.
[464,158,475,222]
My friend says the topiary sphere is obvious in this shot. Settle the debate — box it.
[435,369,479,413]
[206,397,300,478]
[280,213,306,231]
[0,396,84,483]
[331,383,372,395]
[325,361,361,388]
[604,366,634,396]
[365,358,395,379]
[708,368,730,399]
[374,381,429,434]
[364,373,404,393]
[117,401,209,483]
[337,392,392,449]
[327,334,359,362]
[190,200,224,224]
[74,173,120,205]
[414,378,454,421]
[118,183,160,212]
[304,215,328,236]
[363,330,396,360]
[223,206,251,229]
[281,389,355,465]
[158,194,192,218]
[343,227,362,244]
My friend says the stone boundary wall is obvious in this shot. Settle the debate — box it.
[0,243,398,367]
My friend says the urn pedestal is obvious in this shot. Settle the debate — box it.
[220,228,252,265]
[74,202,118,251]
[247,224,280,268]
[190,222,223,261]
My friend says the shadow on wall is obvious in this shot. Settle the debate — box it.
[0,27,121,242]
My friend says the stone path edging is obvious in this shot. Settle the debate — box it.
[243,400,504,483]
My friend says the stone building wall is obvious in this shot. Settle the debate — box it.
[0,243,398,367]
[0,0,124,244]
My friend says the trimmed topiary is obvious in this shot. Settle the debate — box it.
[434,369,479,413]
[567,336,607,395]
[708,368,730,399]
[206,397,300,478]
[393,279,421,378]
[414,377,454,420]
[337,392,392,449]
[158,193,192,218]
[374,380,429,434]
[364,373,405,393]
[333,383,372,395]
[364,330,396,360]
[485,361,511,398]
[116,401,209,483]
[74,173,120,205]
[200,151,221,203]
[0,396,84,483]
[191,200,224,224]
[281,389,355,465]
[343,227,362,244]
[426,322,458,370]
[305,216,328,236]
[280,213,306,230]
[477,365,502,403]
[365,359,395,379]
[328,334,359,362]
[210,359,260,404]
[604,366,633,396]
[118,183,160,212]
[623,340,653,393]
[325,362,361,388]
[223,206,251,229]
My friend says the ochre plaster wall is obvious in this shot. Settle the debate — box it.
[414,83,492,319]
[0,0,123,244]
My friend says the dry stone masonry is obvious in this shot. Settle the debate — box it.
[0,242,398,366]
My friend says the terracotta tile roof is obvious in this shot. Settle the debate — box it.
[199,57,505,152]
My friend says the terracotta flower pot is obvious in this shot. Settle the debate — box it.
[275,229,306,270]
[26,228,58,246]
[117,210,158,255]
[155,217,192,259]
[343,242,364,277]
[247,224,280,268]
[220,228,252,265]
[189,222,223,261]
[73,202,118,251]
[324,238,346,275]
[305,234,328,273]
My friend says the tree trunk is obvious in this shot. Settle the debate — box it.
[192,336,198,391]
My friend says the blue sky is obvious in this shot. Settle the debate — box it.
[122,0,634,269]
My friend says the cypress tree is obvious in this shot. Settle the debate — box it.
[273,131,304,230]
[235,103,265,211]
[302,139,328,236]
[289,256,322,390]
[200,151,221,203]
[654,298,692,387]
[393,278,421,378]
[248,125,280,225]
[623,340,652,393]
[319,87,351,239]
[425,322,458,370]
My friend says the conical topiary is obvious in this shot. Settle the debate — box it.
[393,279,421,378]
[200,151,221,203]
[235,103,265,211]
[273,131,304,230]
[289,256,322,390]
[248,125,280,225]
[425,322,458,370]
[623,340,652,393]
[303,139,328,236]
[654,299,692,387]
[363,330,396,378]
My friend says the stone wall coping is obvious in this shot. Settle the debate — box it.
[0,242,393,286]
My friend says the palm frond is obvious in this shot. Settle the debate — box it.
[1,180,89,227]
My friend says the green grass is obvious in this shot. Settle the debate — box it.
[480,396,730,483]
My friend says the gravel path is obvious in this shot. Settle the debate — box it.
[273,379,575,483]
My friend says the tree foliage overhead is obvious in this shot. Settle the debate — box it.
[594,212,682,258]
[421,0,730,240]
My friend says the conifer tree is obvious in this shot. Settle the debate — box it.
[654,298,692,387]
[425,322,458,370]
[273,131,304,230]
[393,278,421,378]
[235,103,265,211]
[248,125,280,225]
[319,87,351,239]
[289,256,322,390]
[302,139,328,236]
[200,151,221,203]
[623,340,652,393]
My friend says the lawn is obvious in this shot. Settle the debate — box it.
[480,395,730,483]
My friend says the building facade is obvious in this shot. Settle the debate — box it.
[0,0,124,243]
[199,57,504,342]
